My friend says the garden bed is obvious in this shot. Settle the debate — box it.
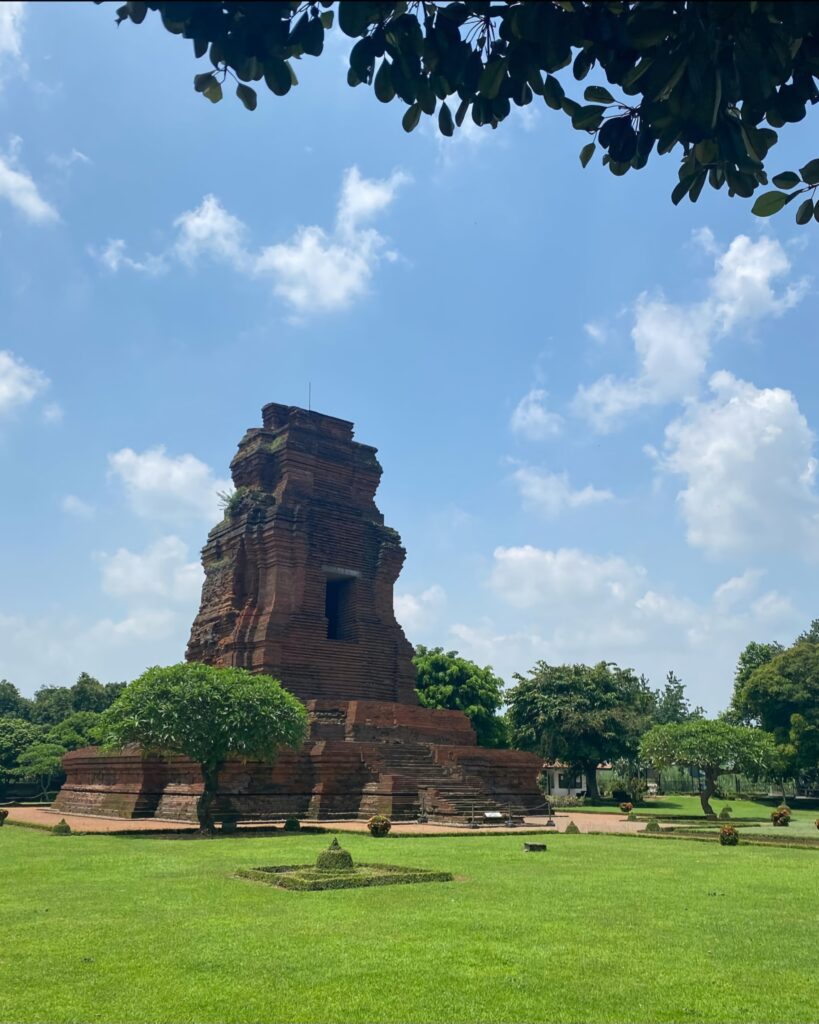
[235,862,454,891]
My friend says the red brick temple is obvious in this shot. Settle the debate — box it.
[55,404,542,821]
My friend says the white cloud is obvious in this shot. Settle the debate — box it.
[47,148,90,171]
[96,239,165,275]
[446,544,798,711]
[0,349,48,415]
[0,2,25,78]
[254,166,409,316]
[42,401,63,424]
[511,467,613,517]
[510,389,564,440]
[98,536,203,603]
[61,494,95,519]
[658,371,819,557]
[95,167,410,318]
[395,584,446,636]
[108,445,230,524]
[173,194,249,267]
[0,137,58,224]
[574,232,806,431]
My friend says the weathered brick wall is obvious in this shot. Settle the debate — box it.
[187,404,417,704]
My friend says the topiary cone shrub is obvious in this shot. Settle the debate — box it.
[564,821,580,834]
[771,805,791,827]
[644,817,661,833]
[619,802,633,814]
[315,838,354,871]
[52,819,72,835]
[719,824,739,846]
[719,806,733,820]
[0,808,8,827]
[283,816,301,832]
[367,814,391,837]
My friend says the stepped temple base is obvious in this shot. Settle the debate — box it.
[54,699,543,822]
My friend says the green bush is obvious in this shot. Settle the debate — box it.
[719,825,739,846]
[283,817,301,832]
[644,817,661,833]
[367,814,391,837]
[237,863,454,891]
[51,818,71,835]
[771,805,791,827]
[315,838,354,871]
[564,821,580,834]
[719,806,732,820]
[0,808,8,826]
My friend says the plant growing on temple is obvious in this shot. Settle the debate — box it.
[367,814,391,837]
[101,663,308,833]
[640,720,775,818]
[506,661,655,802]
[104,2,819,226]
[413,646,507,747]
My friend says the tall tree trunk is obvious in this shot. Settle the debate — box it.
[197,762,222,834]
[700,769,717,818]
[584,762,600,803]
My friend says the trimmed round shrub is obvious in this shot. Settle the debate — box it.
[367,814,392,837]
[315,838,354,871]
[283,816,301,832]
[564,821,580,834]
[619,802,633,814]
[771,805,791,827]
[718,806,732,820]
[0,808,8,827]
[644,817,661,833]
[627,810,637,821]
[52,819,72,835]
[719,824,739,846]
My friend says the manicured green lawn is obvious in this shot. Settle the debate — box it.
[578,794,819,822]
[2,826,818,1024]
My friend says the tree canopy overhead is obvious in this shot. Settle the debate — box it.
[106,1,819,224]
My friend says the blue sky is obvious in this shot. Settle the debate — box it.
[2,2,818,711]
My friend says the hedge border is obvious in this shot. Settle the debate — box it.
[235,862,454,891]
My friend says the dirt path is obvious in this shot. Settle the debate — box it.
[4,805,643,835]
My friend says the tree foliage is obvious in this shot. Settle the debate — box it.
[731,641,819,782]
[0,718,42,784]
[101,663,308,831]
[506,660,655,800]
[652,670,704,725]
[105,1,819,225]
[640,719,774,815]
[15,743,67,800]
[413,645,507,747]
[0,680,32,720]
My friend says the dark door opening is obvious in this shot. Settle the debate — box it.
[325,577,356,640]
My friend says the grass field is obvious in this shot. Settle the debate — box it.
[575,794,819,822]
[2,827,818,1023]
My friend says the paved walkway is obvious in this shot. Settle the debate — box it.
[4,805,643,835]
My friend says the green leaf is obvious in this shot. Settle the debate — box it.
[236,84,257,111]
[542,75,564,110]
[579,142,596,167]
[561,97,581,118]
[373,59,395,103]
[799,159,819,185]
[750,191,792,217]
[194,72,215,94]
[771,171,800,190]
[402,102,422,133]
[193,38,208,60]
[795,198,814,225]
[478,58,508,100]
[265,59,293,96]
[583,85,615,104]
[438,101,454,137]
[319,10,334,30]
[671,176,694,206]
[349,37,375,84]
[338,0,372,38]
[203,79,222,104]
[572,105,605,131]
[455,97,470,127]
